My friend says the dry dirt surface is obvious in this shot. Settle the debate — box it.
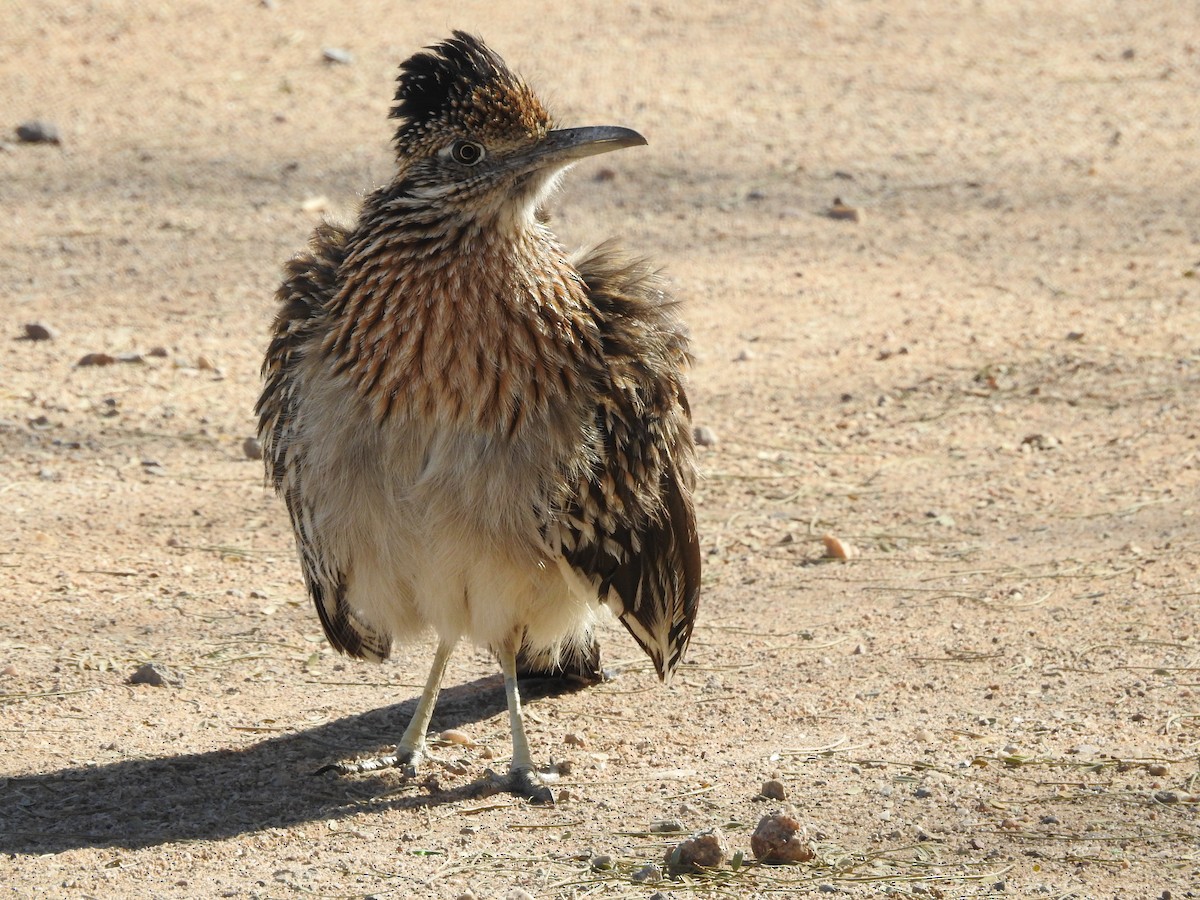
[3,2,1199,898]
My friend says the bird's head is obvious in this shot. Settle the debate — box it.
[388,32,646,229]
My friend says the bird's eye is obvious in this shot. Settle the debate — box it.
[449,140,485,166]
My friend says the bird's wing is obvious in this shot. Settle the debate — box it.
[560,242,701,682]
[256,222,393,662]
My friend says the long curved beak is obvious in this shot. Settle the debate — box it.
[519,125,647,172]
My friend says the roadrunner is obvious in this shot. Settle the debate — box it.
[257,32,700,802]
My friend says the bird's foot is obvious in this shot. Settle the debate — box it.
[313,747,423,778]
[488,765,557,804]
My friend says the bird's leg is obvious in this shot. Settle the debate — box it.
[317,639,455,777]
[392,638,456,775]
[496,640,555,804]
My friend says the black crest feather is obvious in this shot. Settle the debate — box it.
[391,31,507,133]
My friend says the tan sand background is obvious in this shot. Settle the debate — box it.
[2,1,1198,897]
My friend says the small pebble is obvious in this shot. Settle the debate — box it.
[16,120,61,144]
[821,534,857,560]
[505,890,534,900]
[564,732,586,747]
[751,813,814,864]
[914,786,932,799]
[21,322,55,341]
[760,779,786,801]
[590,854,613,870]
[666,828,728,874]
[437,728,477,747]
[733,348,755,362]
[1,664,17,677]
[128,663,167,687]
[631,863,662,883]
[1147,763,1169,777]
[147,346,169,358]
[1021,433,1061,450]
[243,437,263,460]
[322,46,354,65]
[649,819,686,833]
[693,425,719,447]
[78,352,116,367]
[826,197,860,222]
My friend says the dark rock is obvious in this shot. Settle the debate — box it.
[16,120,61,144]
[78,352,116,367]
[129,663,167,687]
[21,323,55,341]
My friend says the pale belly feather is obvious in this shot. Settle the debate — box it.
[298,390,601,655]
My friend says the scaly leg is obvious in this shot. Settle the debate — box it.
[497,640,554,804]
[393,638,456,774]
[317,639,456,777]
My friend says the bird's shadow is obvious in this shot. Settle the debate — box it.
[0,675,586,854]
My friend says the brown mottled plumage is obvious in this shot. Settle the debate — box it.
[256,32,699,802]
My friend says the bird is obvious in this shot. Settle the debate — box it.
[256,31,700,802]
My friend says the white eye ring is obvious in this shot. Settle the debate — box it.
[448,140,485,166]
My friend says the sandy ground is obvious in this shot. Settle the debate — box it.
[3,1,1199,898]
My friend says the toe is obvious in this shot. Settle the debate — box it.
[313,753,399,776]
[508,767,555,804]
